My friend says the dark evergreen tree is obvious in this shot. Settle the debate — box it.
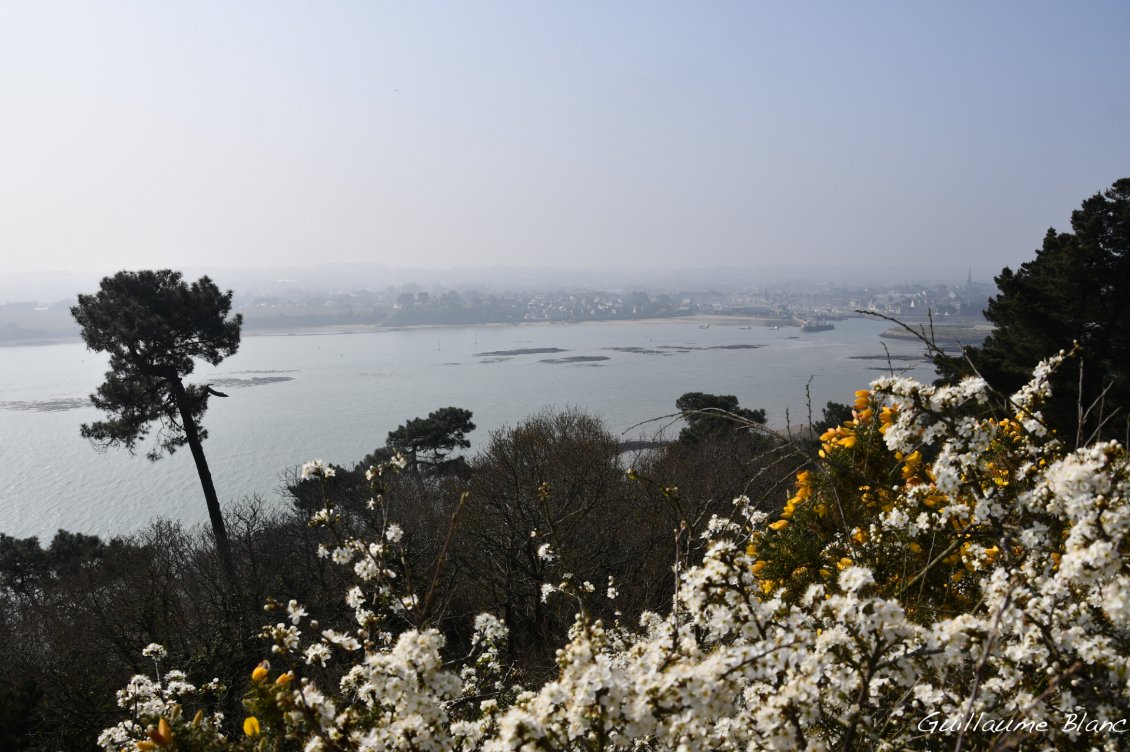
[936,179,1130,443]
[71,270,242,580]
[675,392,766,444]
[0,678,40,751]
[386,407,476,473]
[0,534,47,598]
[814,401,854,435]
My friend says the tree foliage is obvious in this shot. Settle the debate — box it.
[386,406,476,473]
[458,409,626,663]
[71,270,243,578]
[72,271,242,457]
[0,679,40,752]
[939,178,1130,442]
[675,391,766,444]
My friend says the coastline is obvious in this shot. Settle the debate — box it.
[0,312,819,348]
[237,313,795,340]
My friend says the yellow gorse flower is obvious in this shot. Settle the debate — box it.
[782,469,815,519]
[821,422,858,450]
[146,718,172,747]
[243,716,261,737]
[853,389,871,411]
[879,405,898,434]
[901,450,923,482]
[853,390,874,422]
[251,660,270,682]
[922,490,946,509]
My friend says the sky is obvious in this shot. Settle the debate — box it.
[1,1,1128,277]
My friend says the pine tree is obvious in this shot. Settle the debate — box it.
[675,392,766,444]
[939,179,1130,443]
[386,407,476,474]
[71,270,243,581]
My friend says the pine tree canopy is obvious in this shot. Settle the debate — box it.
[940,178,1130,442]
[71,270,243,459]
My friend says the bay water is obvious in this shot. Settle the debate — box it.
[0,317,931,539]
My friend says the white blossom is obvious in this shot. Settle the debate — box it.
[304,643,331,666]
[141,643,167,660]
[301,458,336,480]
[287,599,308,625]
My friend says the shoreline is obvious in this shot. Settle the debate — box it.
[3,314,992,349]
[221,313,797,340]
[0,314,796,348]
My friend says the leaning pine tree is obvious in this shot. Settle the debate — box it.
[72,270,243,583]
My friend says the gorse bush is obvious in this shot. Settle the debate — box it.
[98,353,1130,751]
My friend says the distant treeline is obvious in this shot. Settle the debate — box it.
[241,293,690,330]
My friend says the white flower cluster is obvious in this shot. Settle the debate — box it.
[141,642,167,660]
[536,542,557,564]
[97,646,223,750]
[301,458,336,480]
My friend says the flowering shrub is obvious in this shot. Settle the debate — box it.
[101,354,1130,751]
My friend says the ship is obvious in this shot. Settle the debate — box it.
[801,320,835,332]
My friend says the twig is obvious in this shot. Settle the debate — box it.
[420,492,468,625]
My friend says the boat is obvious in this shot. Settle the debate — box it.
[801,320,835,332]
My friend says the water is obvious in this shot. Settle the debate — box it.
[0,317,931,539]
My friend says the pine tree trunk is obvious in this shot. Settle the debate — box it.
[171,378,237,584]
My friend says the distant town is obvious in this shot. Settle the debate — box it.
[0,272,994,346]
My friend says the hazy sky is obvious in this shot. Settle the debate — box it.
[2,1,1128,276]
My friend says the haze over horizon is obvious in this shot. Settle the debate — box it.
[2,1,1128,277]
[0,261,1001,306]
